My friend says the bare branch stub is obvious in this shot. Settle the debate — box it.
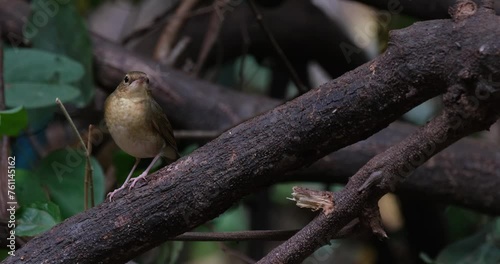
[360,202,387,240]
[288,186,334,214]
[449,0,477,21]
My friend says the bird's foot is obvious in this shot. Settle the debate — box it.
[129,172,148,190]
[107,186,126,201]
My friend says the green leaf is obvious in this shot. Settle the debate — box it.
[5,83,80,109]
[30,0,94,107]
[15,202,61,237]
[0,106,28,136]
[15,169,49,206]
[436,218,500,264]
[4,48,84,84]
[35,149,105,219]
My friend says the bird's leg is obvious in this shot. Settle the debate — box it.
[107,158,140,201]
[129,153,162,190]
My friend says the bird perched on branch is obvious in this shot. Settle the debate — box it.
[104,71,179,201]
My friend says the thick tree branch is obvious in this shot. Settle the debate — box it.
[0,1,499,263]
[260,83,499,264]
[288,122,500,214]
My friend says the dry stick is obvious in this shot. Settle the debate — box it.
[87,124,95,207]
[55,98,94,210]
[165,36,191,66]
[122,5,213,45]
[259,98,499,263]
[247,0,308,95]
[168,219,360,242]
[170,230,299,241]
[193,0,227,76]
[173,129,220,140]
[154,0,199,63]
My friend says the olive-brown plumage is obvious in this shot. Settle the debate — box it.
[104,71,178,200]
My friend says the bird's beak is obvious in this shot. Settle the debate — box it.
[136,76,148,84]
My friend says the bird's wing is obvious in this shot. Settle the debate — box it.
[149,98,179,160]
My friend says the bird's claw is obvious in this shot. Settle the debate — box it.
[129,173,148,190]
[107,187,125,202]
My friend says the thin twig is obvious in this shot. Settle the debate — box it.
[168,230,298,241]
[55,98,94,210]
[193,0,227,76]
[154,0,199,63]
[86,124,95,207]
[173,130,220,140]
[164,36,191,66]
[121,5,213,45]
[55,99,87,152]
[247,0,308,94]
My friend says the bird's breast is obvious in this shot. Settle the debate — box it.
[105,96,164,158]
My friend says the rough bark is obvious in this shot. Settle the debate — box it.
[289,122,500,214]
[259,3,500,263]
[0,1,499,263]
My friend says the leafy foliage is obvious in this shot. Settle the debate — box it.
[30,0,94,107]
[0,106,28,136]
[13,149,105,236]
[15,202,62,236]
[36,149,105,219]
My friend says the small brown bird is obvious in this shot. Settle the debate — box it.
[104,71,179,201]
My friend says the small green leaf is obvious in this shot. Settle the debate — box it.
[36,149,105,219]
[15,202,61,237]
[5,83,80,109]
[30,0,94,107]
[15,169,49,206]
[4,48,84,84]
[0,106,28,136]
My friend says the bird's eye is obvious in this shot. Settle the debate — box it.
[146,78,150,84]
[124,76,129,83]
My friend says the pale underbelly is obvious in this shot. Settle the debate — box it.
[108,124,164,158]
